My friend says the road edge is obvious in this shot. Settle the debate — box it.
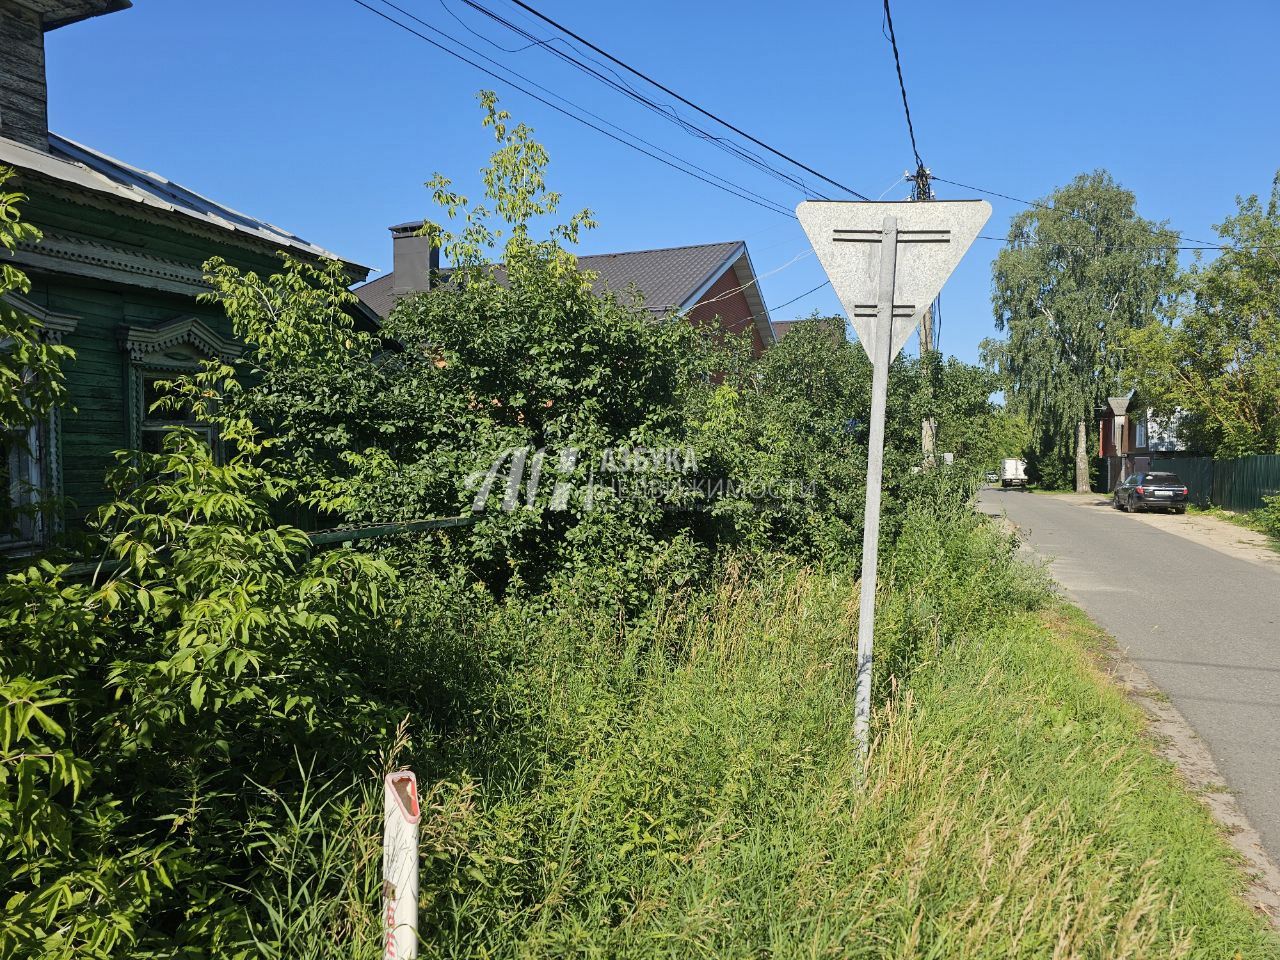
[1093,634,1280,928]
[984,502,1280,929]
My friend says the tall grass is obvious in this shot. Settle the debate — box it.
[241,506,1277,957]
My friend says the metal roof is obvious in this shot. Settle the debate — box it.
[1106,390,1138,416]
[355,240,747,319]
[0,133,366,272]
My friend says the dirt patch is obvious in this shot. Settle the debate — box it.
[1039,491,1280,572]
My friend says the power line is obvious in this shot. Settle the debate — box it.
[348,0,797,219]
[879,1,938,354]
[450,0,828,199]
[933,293,942,352]
[369,0,795,215]
[882,0,923,171]
[771,279,832,313]
[501,0,870,201]
[695,248,815,309]
[975,233,1279,254]
[932,175,1268,251]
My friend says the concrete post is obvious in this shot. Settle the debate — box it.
[853,214,898,756]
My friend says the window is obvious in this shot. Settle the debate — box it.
[2,424,43,548]
[123,316,239,459]
[0,295,75,551]
[139,372,216,456]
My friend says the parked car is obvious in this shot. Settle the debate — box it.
[985,471,999,484]
[1113,472,1189,513]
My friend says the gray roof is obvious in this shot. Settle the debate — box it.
[355,240,744,320]
[578,241,742,312]
[0,133,366,272]
[1106,390,1138,416]
[353,273,402,320]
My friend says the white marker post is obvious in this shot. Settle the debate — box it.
[797,199,990,757]
[383,770,421,960]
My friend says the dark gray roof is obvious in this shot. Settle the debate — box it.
[355,273,400,320]
[355,240,743,320]
[577,241,741,312]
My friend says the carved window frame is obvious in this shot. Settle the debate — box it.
[0,294,78,550]
[122,316,240,457]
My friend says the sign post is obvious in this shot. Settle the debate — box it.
[797,199,990,757]
[383,770,421,959]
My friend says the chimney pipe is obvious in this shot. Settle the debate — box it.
[390,221,439,297]
[0,3,49,151]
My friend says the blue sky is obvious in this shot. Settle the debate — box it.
[46,0,1280,364]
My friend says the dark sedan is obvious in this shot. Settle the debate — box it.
[1113,472,1189,514]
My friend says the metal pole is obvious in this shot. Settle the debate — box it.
[854,214,898,757]
[383,770,421,959]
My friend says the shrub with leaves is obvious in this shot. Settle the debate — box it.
[1,166,74,540]
[1,375,402,956]
[200,93,725,600]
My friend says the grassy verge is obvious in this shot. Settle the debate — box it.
[251,510,1278,958]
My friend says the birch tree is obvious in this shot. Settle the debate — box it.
[986,171,1179,490]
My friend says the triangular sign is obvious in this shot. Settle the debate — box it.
[796,200,991,360]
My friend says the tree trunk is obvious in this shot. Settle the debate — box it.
[1075,419,1091,493]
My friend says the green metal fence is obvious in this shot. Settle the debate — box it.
[1150,455,1280,512]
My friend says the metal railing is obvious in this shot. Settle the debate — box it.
[57,514,474,580]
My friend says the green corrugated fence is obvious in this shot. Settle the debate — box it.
[1150,455,1280,512]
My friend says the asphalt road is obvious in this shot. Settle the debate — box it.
[978,487,1280,861]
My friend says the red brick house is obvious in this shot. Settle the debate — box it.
[354,226,775,355]
[1099,391,1150,491]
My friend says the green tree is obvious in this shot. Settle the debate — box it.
[0,167,70,429]
[985,171,1180,490]
[1124,173,1280,457]
[1,167,75,539]
[922,356,1004,468]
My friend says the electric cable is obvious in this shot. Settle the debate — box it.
[882,0,922,171]
[348,0,797,219]
[451,0,827,199]
[501,0,870,200]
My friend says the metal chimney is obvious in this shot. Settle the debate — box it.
[390,221,439,296]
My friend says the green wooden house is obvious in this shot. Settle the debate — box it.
[1,0,372,552]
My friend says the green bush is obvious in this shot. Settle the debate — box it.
[254,498,1275,958]
[0,411,403,956]
[7,94,1228,958]
[1259,492,1280,539]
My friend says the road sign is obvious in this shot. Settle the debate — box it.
[795,200,990,760]
[796,200,990,360]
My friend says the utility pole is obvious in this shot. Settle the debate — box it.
[910,164,939,464]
